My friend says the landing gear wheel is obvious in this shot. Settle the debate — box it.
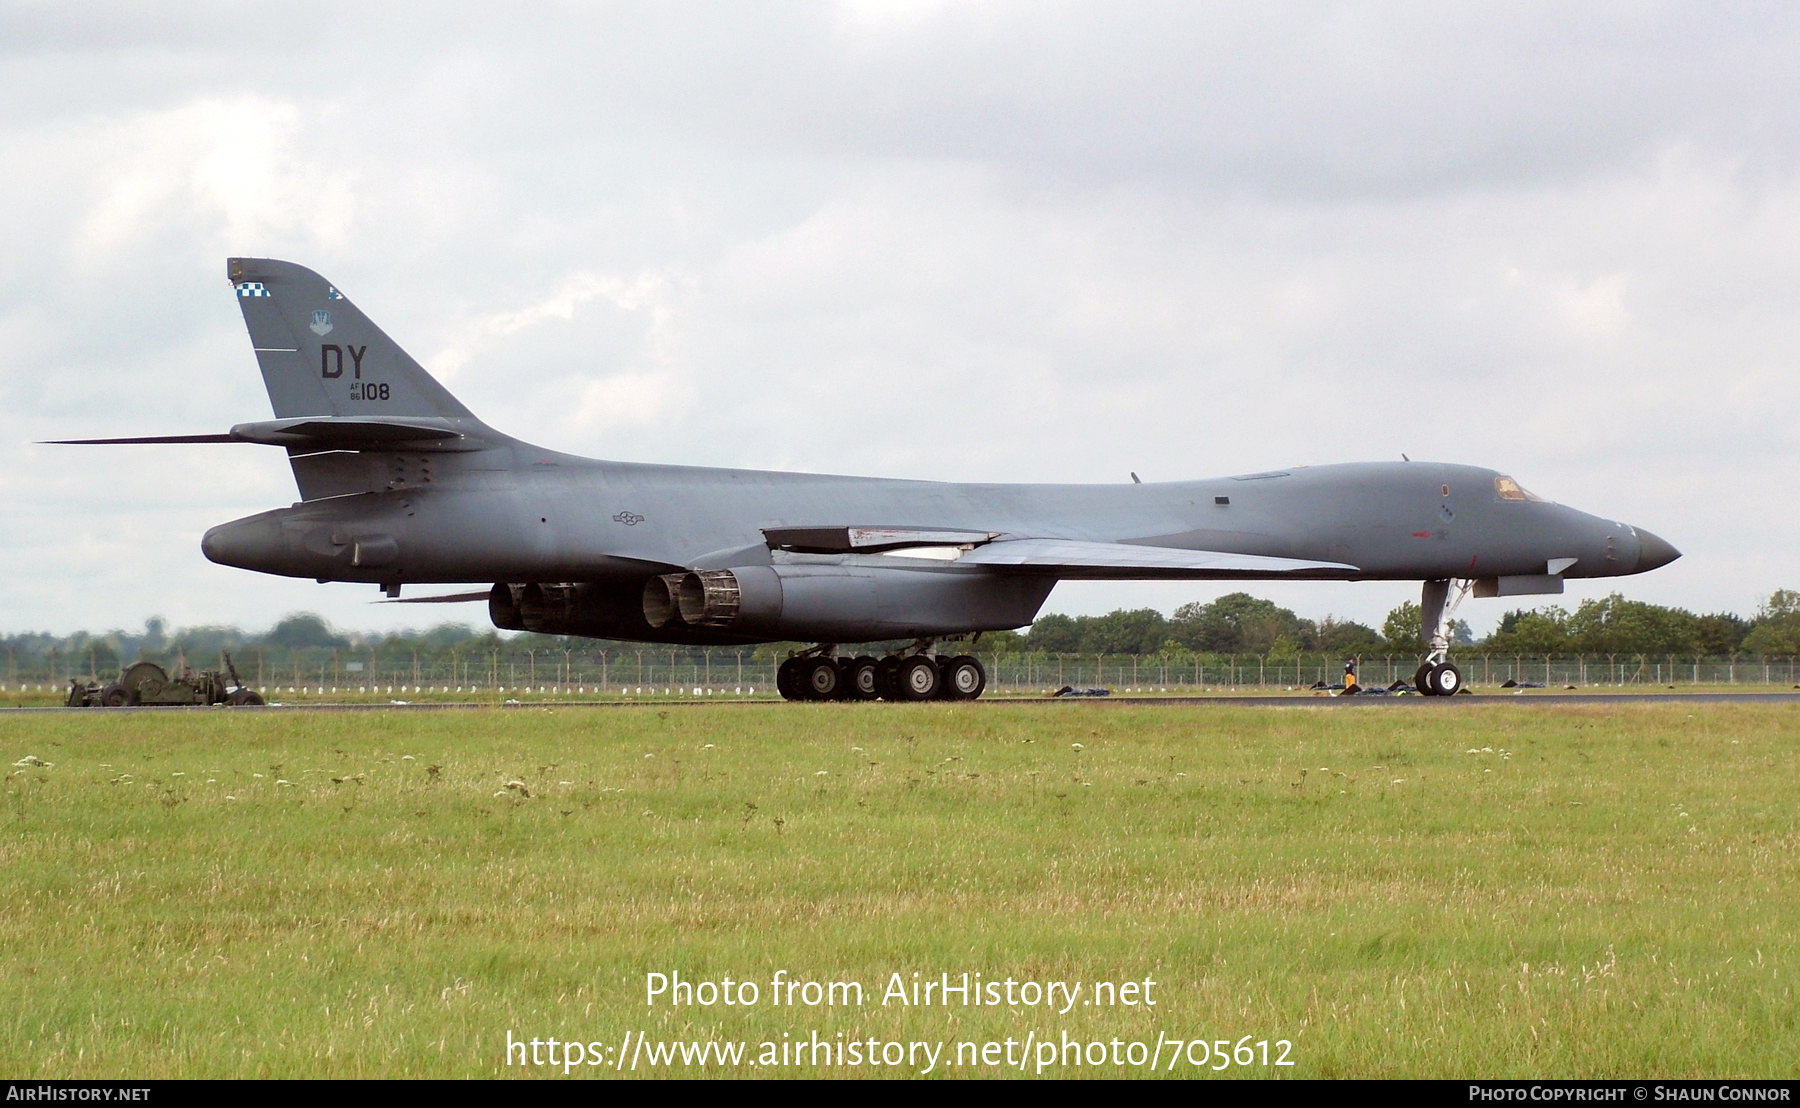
[1432,663,1462,696]
[1414,663,1435,696]
[842,656,880,701]
[226,689,265,706]
[895,656,941,701]
[939,655,985,701]
[99,683,127,708]
[876,657,903,700]
[800,657,841,701]
[777,658,802,701]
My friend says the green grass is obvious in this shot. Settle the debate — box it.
[0,702,1795,1078]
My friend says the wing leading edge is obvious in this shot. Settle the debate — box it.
[933,538,1357,580]
[760,526,1356,580]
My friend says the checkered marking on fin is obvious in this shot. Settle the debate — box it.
[235,282,270,298]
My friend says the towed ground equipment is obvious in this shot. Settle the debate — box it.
[65,654,265,707]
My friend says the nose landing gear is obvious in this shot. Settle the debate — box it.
[1415,578,1471,696]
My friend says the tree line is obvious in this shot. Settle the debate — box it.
[1004,590,1799,659]
[5,589,1799,685]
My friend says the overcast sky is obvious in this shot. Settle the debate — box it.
[4,1,1798,638]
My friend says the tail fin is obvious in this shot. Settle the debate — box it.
[228,258,473,420]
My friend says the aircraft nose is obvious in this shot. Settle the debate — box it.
[1633,527,1681,573]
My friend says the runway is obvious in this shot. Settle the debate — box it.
[9,691,1800,713]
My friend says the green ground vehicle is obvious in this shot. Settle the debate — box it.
[66,654,265,707]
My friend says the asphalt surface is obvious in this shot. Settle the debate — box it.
[9,691,1800,713]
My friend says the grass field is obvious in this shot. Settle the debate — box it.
[1,701,1795,1078]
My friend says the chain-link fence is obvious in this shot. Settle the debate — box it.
[5,643,1796,697]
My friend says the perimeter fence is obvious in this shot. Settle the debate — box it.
[5,643,1797,697]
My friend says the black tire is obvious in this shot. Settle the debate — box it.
[940,655,985,701]
[895,656,940,701]
[1432,663,1462,696]
[876,657,903,701]
[227,689,265,706]
[842,657,880,701]
[99,683,127,708]
[801,657,840,700]
[776,658,801,701]
[1414,663,1436,696]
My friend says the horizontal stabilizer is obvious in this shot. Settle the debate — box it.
[958,538,1358,579]
[229,417,476,450]
[46,416,491,453]
[45,434,238,445]
[379,590,491,604]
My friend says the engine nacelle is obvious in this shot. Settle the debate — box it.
[490,582,584,632]
[643,565,1050,642]
[491,566,1050,644]
[490,580,653,638]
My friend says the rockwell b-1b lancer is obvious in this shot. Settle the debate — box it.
[56,258,1680,701]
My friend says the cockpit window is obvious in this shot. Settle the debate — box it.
[1494,475,1544,502]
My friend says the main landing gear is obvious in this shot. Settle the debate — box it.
[776,643,987,702]
[1415,577,1471,696]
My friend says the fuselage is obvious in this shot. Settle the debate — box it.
[203,442,1673,591]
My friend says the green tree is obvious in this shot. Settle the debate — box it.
[1084,608,1170,654]
[1023,613,1080,654]
[1484,606,1571,653]
[1171,593,1311,654]
[1382,602,1424,655]
[1742,589,1800,656]
[982,630,1027,656]
[265,614,348,650]
[1694,613,1750,655]
[1379,608,1471,653]
[1566,594,1697,655]
[1314,616,1384,655]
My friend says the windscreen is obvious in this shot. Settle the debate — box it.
[1494,475,1544,502]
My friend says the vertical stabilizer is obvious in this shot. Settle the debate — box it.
[228,258,473,420]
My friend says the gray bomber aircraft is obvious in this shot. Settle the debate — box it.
[58,258,1680,701]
